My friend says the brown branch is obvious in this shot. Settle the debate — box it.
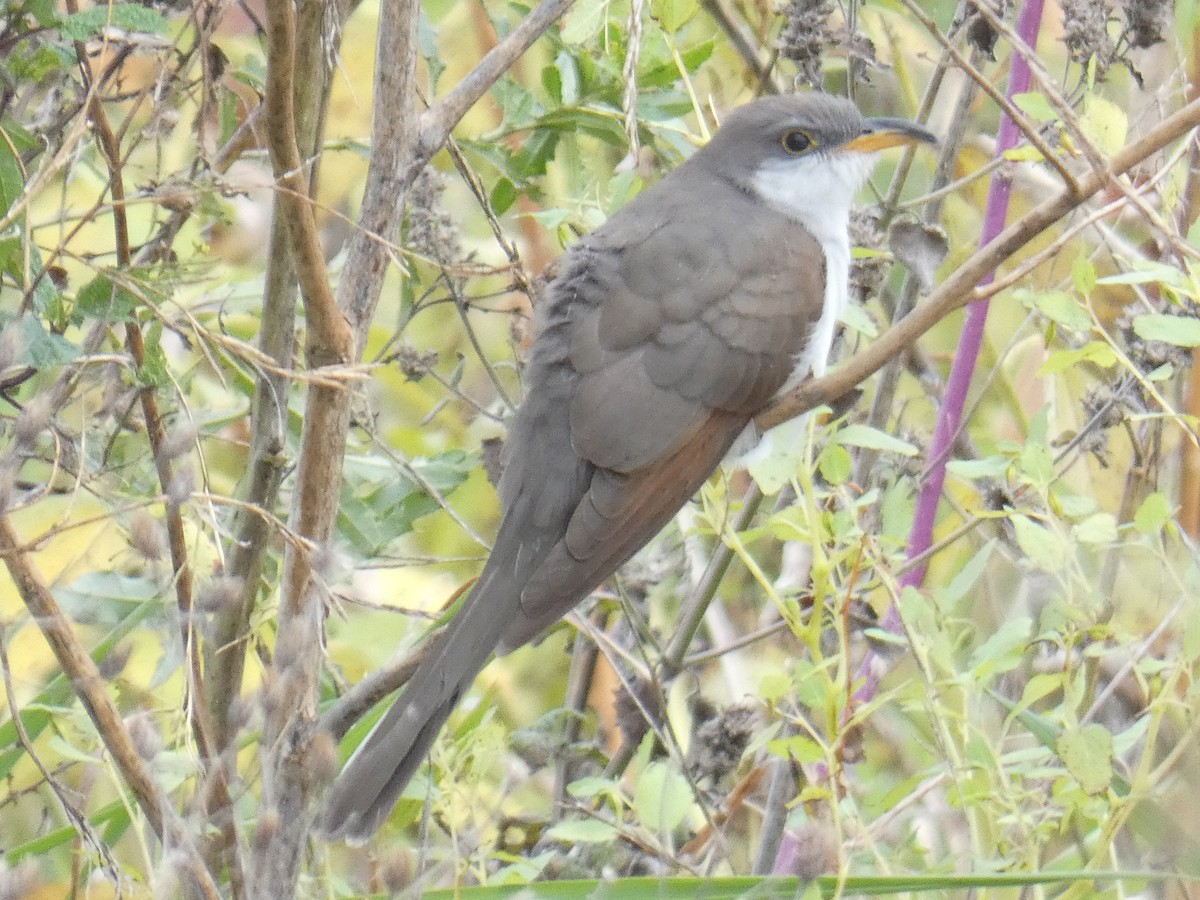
[757,96,1200,431]
[318,639,433,740]
[63,12,235,863]
[414,0,576,167]
[0,518,222,900]
[263,0,351,364]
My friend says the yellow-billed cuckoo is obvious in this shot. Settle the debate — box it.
[323,93,935,841]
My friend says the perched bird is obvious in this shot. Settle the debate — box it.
[322,92,935,841]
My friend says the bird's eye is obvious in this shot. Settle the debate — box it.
[781,129,813,154]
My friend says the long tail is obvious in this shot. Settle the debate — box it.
[319,554,527,843]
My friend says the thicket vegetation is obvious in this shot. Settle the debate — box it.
[0,0,1198,897]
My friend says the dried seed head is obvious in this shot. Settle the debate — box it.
[687,702,758,783]
[157,421,197,462]
[378,849,416,894]
[15,393,52,447]
[0,466,14,516]
[779,0,834,88]
[1122,0,1171,48]
[129,511,167,562]
[97,641,133,681]
[1061,0,1115,71]
[1081,383,1127,430]
[0,859,41,900]
[307,729,340,784]
[125,711,163,760]
[196,575,244,614]
[167,465,194,508]
[253,808,281,857]
[480,436,505,488]
[778,821,840,881]
[406,165,462,265]
[392,344,438,380]
[849,210,888,303]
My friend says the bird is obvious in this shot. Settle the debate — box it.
[322,92,936,841]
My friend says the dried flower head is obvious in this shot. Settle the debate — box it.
[687,702,758,782]
[1122,0,1171,48]
[849,210,888,303]
[406,165,462,265]
[779,0,833,88]
[1061,0,1115,72]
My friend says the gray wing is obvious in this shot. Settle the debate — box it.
[496,171,828,649]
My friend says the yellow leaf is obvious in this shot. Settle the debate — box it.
[1079,95,1128,157]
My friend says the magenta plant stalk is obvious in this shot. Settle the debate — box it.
[773,0,1047,875]
[893,0,1046,606]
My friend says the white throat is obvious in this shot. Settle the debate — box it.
[751,152,877,383]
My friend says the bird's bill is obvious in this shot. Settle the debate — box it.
[844,117,939,153]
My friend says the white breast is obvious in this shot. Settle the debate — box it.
[750,151,878,387]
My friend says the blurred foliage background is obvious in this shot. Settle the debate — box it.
[1,0,1200,896]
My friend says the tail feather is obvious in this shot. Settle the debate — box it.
[320,554,527,842]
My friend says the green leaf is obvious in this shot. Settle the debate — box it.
[969,615,1031,679]
[75,272,140,321]
[339,452,474,556]
[1011,514,1070,573]
[633,760,692,834]
[817,442,851,485]
[26,0,61,27]
[1096,262,1187,288]
[1004,144,1045,162]
[0,129,24,219]
[566,776,619,802]
[490,178,517,215]
[555,51,579,106]
[747,417,809,495]
[838,291,879,337]
[941,540,996,606]
[1133,492,1172,535]
[833,423,918,456]
[57,3,168,40]
[1012,91,1057,122]
[1037,340,1117,375]
[11,315,79,367]
[1072,254,1097,295]
[652,0,699,32]
[1057,724,1114,795]
[55,572,164,626]
[560,2,607,45]
[759,671,791,704]
[1079,94,1128,157]
[945,455,1009,480]
[1131,313,1200,348]
[1019,441,1055,489]
[1073,512,1117,545]
[418,872,1200,900]
[1028,289,1092,333]
[767,734,825,764]
[544,818,620,844]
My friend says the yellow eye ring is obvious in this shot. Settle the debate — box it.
[781,129,814,154]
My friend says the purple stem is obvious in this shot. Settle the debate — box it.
[771,0,1047,876]
[893,0,1046,604]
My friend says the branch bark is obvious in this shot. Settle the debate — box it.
[250,1,575,889]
